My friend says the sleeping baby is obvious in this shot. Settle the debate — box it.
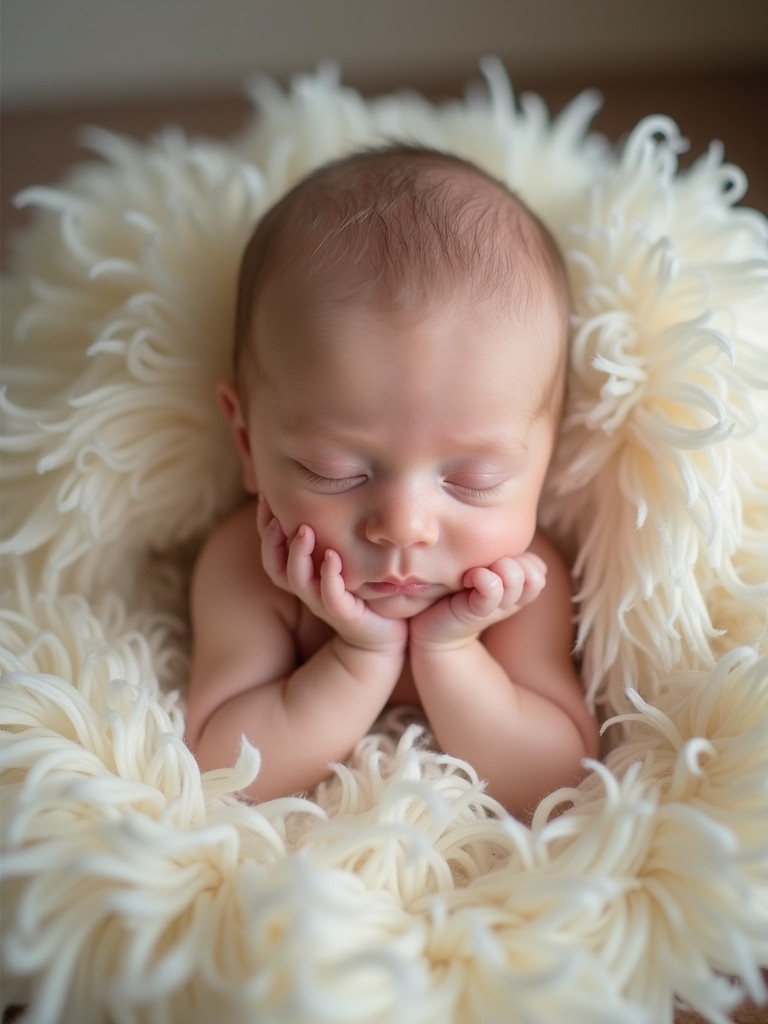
[185,144,598,816]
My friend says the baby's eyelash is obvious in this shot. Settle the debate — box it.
[301,468,366,490]
[448,481,508,499]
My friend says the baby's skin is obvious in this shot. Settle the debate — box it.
[186,147,599,816]
[186,293,598,815]
[257,495,548,659]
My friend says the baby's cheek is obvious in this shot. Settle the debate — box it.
[510,497,540,553]
[514,516,539,556]
[291,511,344,571]
[265,486,312,536]
[478,512,537,564]
[259,493,307,552]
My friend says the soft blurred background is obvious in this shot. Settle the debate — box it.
[2,0,767,266]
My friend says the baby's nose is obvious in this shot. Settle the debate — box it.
[364,489,439,548]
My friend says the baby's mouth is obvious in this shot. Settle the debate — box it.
[366,578,436,596]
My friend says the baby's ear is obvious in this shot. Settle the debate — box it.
[217,379,258,494]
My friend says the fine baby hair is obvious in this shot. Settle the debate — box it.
[233,143,570,398]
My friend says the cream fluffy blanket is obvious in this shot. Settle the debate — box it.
[1,63,767,1024]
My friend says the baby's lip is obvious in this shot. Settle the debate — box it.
[367,578,435,595]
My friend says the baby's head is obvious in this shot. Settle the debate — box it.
[223,146,571,614]
[233,144,570,409]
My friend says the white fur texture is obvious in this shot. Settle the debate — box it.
[1,63,767,1022]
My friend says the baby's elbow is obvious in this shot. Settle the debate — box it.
[184,694,211,754]
[186,712,245,779]
[579,697,601,762]
[579,710,601,762]
[184,692,240,772]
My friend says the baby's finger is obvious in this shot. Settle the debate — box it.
[319,549,354,617]
[515,552,548,599]
[462,567,504,618]
[515,552,548,578]
[285,524,317,595]
[470,559,525,609]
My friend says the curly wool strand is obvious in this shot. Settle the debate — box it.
[2,67,767,1023]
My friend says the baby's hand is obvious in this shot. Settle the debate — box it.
[409,553,547,652]
[257,498,407,655]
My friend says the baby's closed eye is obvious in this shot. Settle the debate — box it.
[443,474,512,501]
[297,462,368,492]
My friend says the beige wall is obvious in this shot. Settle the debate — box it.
[3,0,767,109]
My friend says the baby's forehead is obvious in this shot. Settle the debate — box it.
[259,280,561,410]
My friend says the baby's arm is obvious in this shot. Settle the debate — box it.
[185,501,406,801]
[409,532,598,818]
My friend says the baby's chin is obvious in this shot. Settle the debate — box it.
[364,593,443,619]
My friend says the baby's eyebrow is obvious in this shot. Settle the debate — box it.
[279,420,359,444]
[275,412,340,437]
[277,409,533,463]
[449,433,530,458]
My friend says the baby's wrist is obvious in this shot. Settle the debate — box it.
[332,631,407,667]
[409,631,482,657]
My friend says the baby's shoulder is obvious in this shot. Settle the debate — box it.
[191,499,294,620]
[194,500,259,575]
[528,528,568,571]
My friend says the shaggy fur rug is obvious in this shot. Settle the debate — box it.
[1,62,767,1024]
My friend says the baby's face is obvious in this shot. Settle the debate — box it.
[241,287,562,619]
